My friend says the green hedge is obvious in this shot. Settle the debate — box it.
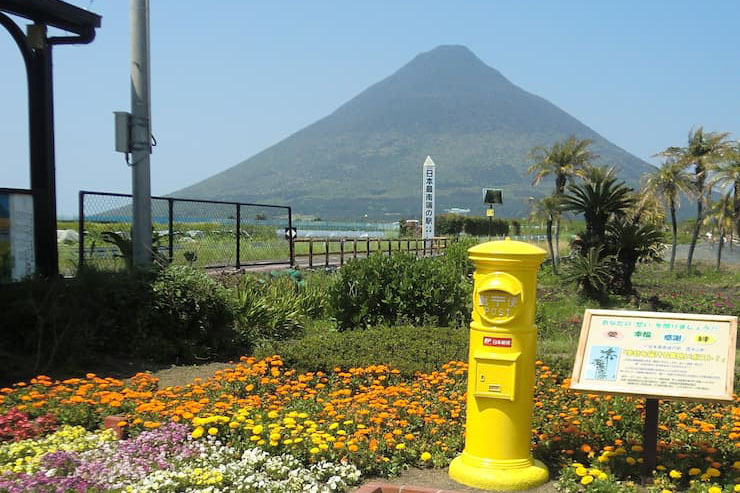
[256,325,470,377]
[435,214,509,236]
[329,252,471,331]
[0,266,238,380]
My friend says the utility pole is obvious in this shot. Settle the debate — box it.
[130,0,152,266]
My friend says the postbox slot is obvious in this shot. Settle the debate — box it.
[473,352,520,401]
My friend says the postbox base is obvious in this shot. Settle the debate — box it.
[449,452,549,491]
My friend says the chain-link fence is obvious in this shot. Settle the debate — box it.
[72,191,292,273]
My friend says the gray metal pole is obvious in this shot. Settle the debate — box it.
[131,0,152,266]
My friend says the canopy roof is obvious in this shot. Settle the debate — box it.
[0,0,100,36]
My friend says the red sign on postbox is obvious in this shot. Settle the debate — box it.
[483,336,512,347]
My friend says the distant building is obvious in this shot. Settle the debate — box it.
[444,208,471,215]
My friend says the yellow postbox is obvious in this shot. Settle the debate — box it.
[449,238,548,491]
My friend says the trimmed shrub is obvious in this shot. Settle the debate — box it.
[463,216,509,236]
[0,265,238,380]
[146,266,235,361]
[234,276,304,344]
[256,325,469,377]
[329,252,470,331]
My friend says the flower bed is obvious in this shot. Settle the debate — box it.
[1,357,738,491]
[0,423,360,492]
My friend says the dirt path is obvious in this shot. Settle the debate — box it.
[146,361,238,388]
[359,467,558,492]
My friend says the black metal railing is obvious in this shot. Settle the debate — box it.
[74,191,292,273]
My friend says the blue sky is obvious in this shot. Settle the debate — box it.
[2,1,738,216]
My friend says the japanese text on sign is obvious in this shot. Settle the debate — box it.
[422,156,436,239]
[569,309,736,402]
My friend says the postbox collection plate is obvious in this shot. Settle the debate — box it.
[473,352,520,401]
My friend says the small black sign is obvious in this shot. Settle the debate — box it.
[284,227,297,240]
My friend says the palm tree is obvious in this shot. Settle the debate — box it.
[562,166,634,252]
[703,192,733,270]
[607,218,665,293]
[528,136,597,267]
[528,195,563,274]
[642,159,693,272]
[657,127,732,271]
[709,143,740,244]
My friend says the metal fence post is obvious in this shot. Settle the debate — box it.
[309,238,313,268]
[288,206,295,267]
[366,238,370,258]
[324,238,329,267]
[340,238,344,266]
[167,198,174,263]
[78,191,85,271]
[235,203,241,269]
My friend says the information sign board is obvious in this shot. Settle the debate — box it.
[570,309,736,402]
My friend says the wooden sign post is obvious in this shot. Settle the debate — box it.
[570,309,737,484]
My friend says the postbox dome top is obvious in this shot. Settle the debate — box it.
[468,238,547,259]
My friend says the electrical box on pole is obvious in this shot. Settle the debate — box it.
[114,111,132,153]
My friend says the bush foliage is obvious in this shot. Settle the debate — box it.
[329,252,470,330]
[256,325,469,377]
[0,266,238,379]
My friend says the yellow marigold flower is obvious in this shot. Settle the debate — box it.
[267,410,279,419]
[571,463,583,468]
[580,475,594,485]
[597,455,610,463]
[575,467,588,477]
[669,470,681,479]
[191,427,204,439]
[396,443,406,450]
[207,427,218,436]
[597,472,607,480]
[734,485,740,492]
[708,487,721,493]
[688,468,701,476]
[329,423,339,430]
[309,447,320,454]
[706,468,720,477]
[656,465,666,471]
[661,490,671,493]
[420,452,432,461]
[631,445,643,452]
[229,422,239,429]
[252,425,263,435]
[625,457,636,465]
[733,461,740,470]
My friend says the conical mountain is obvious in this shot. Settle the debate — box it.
[175,45,654,219]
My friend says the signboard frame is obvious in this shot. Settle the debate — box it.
[570,309,737,402]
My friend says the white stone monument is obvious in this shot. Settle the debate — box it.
[422,156,436,242]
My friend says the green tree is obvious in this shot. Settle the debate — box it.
[607,218,664,293]
[642,158,693,272]
[708,143,740,244]
[657,127,732,271]
[562,246,614,301]
[561,166,634,252]
[527,195,563,274]
[703,192,733,271]
[528,136,597,267]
